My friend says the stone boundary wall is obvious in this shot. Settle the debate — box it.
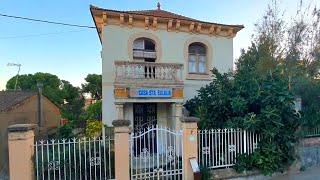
[299,137,320,168]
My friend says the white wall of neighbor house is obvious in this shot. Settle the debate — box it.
[101,25,234,126]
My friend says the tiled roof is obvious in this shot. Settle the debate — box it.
[124,9,197,21]
[90,5,243,28]
[0,91,37,112]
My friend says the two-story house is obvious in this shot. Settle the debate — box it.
[90,3,243,132]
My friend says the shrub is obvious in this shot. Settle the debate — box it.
[85,120,103,138]
[57,124,73,139]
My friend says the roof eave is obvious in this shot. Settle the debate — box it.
[90,5,102,44]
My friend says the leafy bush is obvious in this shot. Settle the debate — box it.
[85,120,103,138]
[81,100,102,121]
[57,124,73,139]
[199,166,212,180]
[185,46,301,175]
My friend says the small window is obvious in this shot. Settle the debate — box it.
[188,43,207,73]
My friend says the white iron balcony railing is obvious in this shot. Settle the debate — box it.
[115,61,183,85]
[133,49,157,59]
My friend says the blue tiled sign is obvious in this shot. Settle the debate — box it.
[130,88,172,98]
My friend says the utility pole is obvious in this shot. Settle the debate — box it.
[7,63,22,91]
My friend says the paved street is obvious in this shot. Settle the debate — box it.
[273,167,320,180]
[231,167,320,180]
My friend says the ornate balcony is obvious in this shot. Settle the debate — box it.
[114,61,183,87]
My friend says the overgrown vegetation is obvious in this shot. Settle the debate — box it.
[185,0,320,175]
[85,120,103,138]
[199,166,212,180]
[57,124,74,139]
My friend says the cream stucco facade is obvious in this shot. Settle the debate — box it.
[101,25,234,127]
[90,5,242,130]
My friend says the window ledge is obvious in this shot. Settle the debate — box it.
[186,73,211,81]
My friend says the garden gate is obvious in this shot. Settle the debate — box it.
[34,136,115,180]
[130,126,183,179]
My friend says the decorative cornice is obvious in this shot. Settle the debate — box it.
[90,5,244,42]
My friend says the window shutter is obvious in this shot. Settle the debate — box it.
[133,39,144,50]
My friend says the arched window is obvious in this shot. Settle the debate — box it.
[133,38,156,62]
[188,43,207,73]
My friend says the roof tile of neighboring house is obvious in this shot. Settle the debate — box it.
[0,91,37,112]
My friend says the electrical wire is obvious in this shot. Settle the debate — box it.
[0,13,95,29]
[0,30,87,39]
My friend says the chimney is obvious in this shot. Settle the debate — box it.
[37,83,44,133]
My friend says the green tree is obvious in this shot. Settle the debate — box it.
[60,80,85,124]
[81,100,102,121]
[81,74,102,100]
[6,73,84,124]
[6,72,63,105]
[184,0,320,174]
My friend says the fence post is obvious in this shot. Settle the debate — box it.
[181,116,199,180]
[7,124,36,180]
[112,119,131,180]
[243,130,247,154]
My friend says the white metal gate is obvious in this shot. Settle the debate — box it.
[34,136,115,180]
[130,126,183,179]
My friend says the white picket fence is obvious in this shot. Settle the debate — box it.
[34,136,114,180]
[198,129,261,169]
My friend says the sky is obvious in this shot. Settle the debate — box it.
[0,0,319,90]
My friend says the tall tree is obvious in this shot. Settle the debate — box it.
[6,72,63,105]
[185,0,320,174]
[81,74,102,100]
[6,72,84,123]
[60,80,84,122]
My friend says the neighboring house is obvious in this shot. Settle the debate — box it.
[0,91,61,176]
[90,4,243,131]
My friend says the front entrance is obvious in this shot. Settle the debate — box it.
[130,126,183,179]
[133,103,157,132]
[133,103,157,156]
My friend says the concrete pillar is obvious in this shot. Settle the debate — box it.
[115,103,124,120]
[7,124,36,180]
[181,117,199,180]
[112,119,131,180]
[172,103,183,130]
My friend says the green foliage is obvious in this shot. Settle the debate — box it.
[185,1,320,175]
[81,100,102,121]
[85,120,103,138]
[81,74,102,100]
[185,33,300,176]
[185,69,233,129]
[234,154,254,173]
[6,72,63,105]
[57,125,73,139]
[199,166,212,180]
[6,72,85,125]
[60,80,85,124]
[186,65,300,175]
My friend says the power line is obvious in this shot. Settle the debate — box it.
[0,13,95,29]
[0,30,87,39]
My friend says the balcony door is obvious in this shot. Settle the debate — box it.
[133,38,156,78]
